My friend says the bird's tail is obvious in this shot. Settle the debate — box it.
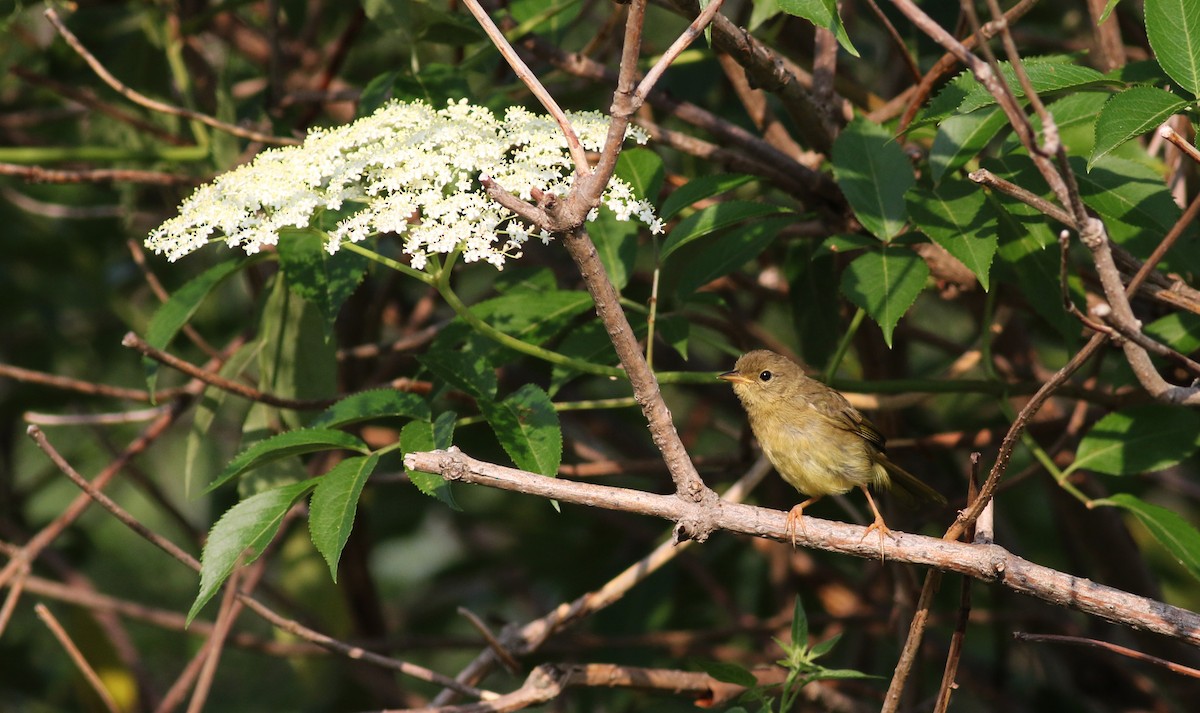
[880,455,947,506]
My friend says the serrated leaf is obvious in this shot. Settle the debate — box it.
[839,246,929,347]
[309,454,380,580]
[481,384,562,476]
[401,419,459,509]
[831,118,913,241]
[615,148,665,202]
[1146,0,1200,96]
[660,173,757,220]
[276,227,369,336]
[143,257,255,393]
[207,429,370,493]
[956,61,1111,114]
[1099,0,1121,24]
[418,346,498,400]
[469,290,594,347]
[1074,155,1200,274]
[673,216,793,298]
[777,0,859,57]
[1096,493,1200,581]
[660,202,792,262]
[1068,405,1200,476]
[310,389,431,429]
[695,660,758,688]
[188,478,318,624]
[1091,86,1191,169]
[930,108,1009,182]
[906,180,999,290]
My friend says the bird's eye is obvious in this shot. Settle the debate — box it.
[759,370,772,382]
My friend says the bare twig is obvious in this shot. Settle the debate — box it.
[1013,632,1200,678]
[458,0,589,173]
[121,332,335,410]
[0,162,192,185]
[430,457,772,705]
[43,8,297,146]
[35,604,123,713]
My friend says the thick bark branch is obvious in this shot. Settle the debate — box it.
[406,449,1200,648]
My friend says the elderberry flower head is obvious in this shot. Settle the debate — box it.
[146,99,660,269]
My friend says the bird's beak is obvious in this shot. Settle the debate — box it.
[718,369,753,385]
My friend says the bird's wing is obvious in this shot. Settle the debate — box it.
[807,389,888,452]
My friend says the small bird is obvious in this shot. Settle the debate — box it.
[719,350,945,555]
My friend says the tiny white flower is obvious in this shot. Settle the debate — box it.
[146,99,659,271]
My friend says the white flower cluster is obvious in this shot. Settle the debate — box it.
[146,100,662,269]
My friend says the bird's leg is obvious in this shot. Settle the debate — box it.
[785,496,822,547]
[859,486,897,561]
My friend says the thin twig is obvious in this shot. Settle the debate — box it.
[121,332,335,410]
[1013,632,1200,678]
[430,457,772,705]
[458,0,588,173]
[43,8,297,146]
[35,604,123,713]
[0,162,192,185]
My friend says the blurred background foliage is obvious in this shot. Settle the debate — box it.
[2,0,1200,711]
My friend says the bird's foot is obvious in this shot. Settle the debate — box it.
[784,497,822,548]
[860,512,899,561]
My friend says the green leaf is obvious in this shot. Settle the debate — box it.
[785,243,839,370]
[672,217,793,299]
[776,0,859,57]
[930,108,1009,182]
[1091,86,1191,169]
[1068,405,1200,476]
[401,419,459,510]
[1074,155,1200,274]
[188,478,318,624]
[186,341,262,497]
[207,429,370,493]
[790,596,808,648]
[143,257,255,393]
[813,233,880,258]
[955,60,1111,114]
[276,227,369,335]
[660,173,756,220]
[839,246,929,347]
[660,202,792,262]
[469,290,594,347]
[257,276,338,428]
[418,345,498,400]
[615,147,665,202]
[481,384,562,476]
[808,632,842,659]
[310,389,431,429]
[1096,493,1200,581]
[1099,0,1121,24]
[831,118,913,241]
[906,180,999,290]
[1145,312,1200,353]
[656,314,690,361]
[309,454,380,581]
[589,206,639,292]
[1145,0,1200,96]
[695,660,758,688]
